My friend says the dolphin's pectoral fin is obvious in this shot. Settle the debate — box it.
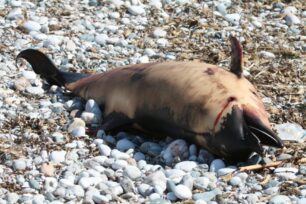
[101,112,133,131]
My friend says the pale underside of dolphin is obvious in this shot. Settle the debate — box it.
[16,37,283,162]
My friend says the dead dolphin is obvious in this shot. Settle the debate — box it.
[16,37,283,162]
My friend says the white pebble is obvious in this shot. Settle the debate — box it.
[26,86,44,95]
[128,5,146,15]
[23,20,41,32]
[258,51,276,59]
[70,127,86,137]
[12,159,26,170]
[173,184,192,200]
[209,159,226,172]
[174,161,198,172]
[153,28,167,38]
[49,151,66,163]
[225,13,241,25]
[123,165,142,180]
[98,144,111,156]
[22,70,36,80]
[44,177,58,192]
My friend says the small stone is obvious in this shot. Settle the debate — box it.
[44,177,58,192]
[194,177,210,190]
[134,152,145,161]
[138,183,153,197]
[174,161,198,172]
[7,8,23,20]
[137,55,149,64]
[140,142,162,156]
[123,165,142,180]
[26,86,44,95]
[282,6,297,15]
[144,48,156,57]
[269,195,291,204]
[128,5,146,15]
[153,28,167,38]
[116,138,135,151]
[29,179,41,190]
[165,169,185,184]
[217,167,237,177]
[209,159,225,172]
[216,3,227,16]
[274,167,298,179]
[162,139,189,164]
[70,127,86,137]
[12,159,26,170]
[92,194,109,203]
[95,34,108,45]
[145,171,167,194]
[6,193,19,204]
[14,77,31,91]
[285,14,300,26]
[49,151,66,163]
[225,13,240,25]
[52,132,65,143]
[66,40,76,51]
[193,189,221,202]
[157,38,168,48]
[229,176,242,186]
[41,163,55,176]
[275,123,305,143]
[22,70,36,80]
[23,20,41,32]
[258,51,276,59]
[98,144,111,156]
[111,149,130,160]
[112,159,128,170]
[173,184,192,200]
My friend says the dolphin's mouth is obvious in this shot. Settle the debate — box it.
[211,105,283,163]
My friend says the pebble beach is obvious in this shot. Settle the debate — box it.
[0,0,305,204]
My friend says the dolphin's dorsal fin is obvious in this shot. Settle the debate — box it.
[229,36,243,77]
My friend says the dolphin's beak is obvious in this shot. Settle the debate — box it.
[209,105,283,162]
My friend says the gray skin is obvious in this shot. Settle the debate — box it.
[16,37,283,163]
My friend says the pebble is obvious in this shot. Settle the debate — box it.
[209,159,225,172]
[92,194,109,203]
[153,28,167,38]
[41,163,55,176]
[229,176,242,186]
[193,189,221,202]
[173,184,192,200]
[22,20,41,32]
[269,195,291,204]
[22,70,36,80]
[44,177,58,192]
[12,159,27,170]
[174,161,198,172]
[217,167,237,177]
[258,51,276,59]
[285,14,300,25]
[116,138,135,151]
[123,165,142,180]
[274,167,298,179]
[274,123,305,143]
[194,177,210,190]
[98,144,111,156]
[225,13,241,25]
[162,139,189,164]
[128,6,146,15]
[165,169,185,184]
[49,151,66,163]
[26,86,44,95]
[6,193,19,204]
